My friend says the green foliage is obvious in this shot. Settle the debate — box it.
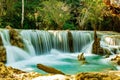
[63,22,75,30]
[37,0,71,29]
[78,0,105,30]
[0,0,119,31]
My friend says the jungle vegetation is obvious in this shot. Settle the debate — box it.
[0,0,120,32]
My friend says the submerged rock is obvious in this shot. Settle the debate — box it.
[111,55,120,65]
[77,53,87,64]
[77,53,85,61]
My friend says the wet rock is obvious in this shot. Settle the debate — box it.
[7,66,26,74]
[0,35,6,63]
[78,53,85,61]
[0,46,6,63]
[92,29,101,54]
[0,62,12,78]
[77,53,87,64]
[92,30,111,56]
[0,36,3,45]
[6,26,24,48]
[67,30,73,52]
[111,55,120,65]
[0,62,120,80]
[111,48,120,54]
[93,42,111,56]
[37,64,65,75]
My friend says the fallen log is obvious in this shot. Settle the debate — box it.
[37,64,65,75]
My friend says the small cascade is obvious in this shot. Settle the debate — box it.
[6,46,31,64]
[20,30,36,56]
[21,30,53,55]
[0,30,11,46]
[71,31,93,52]
[101,35,120,54]
[36,30,52,54]
[50,31,70,52]
[0,30,31,64]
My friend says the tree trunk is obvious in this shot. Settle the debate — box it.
[21,0,24,28]
[37,64,65,74]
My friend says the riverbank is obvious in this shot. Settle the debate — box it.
[0,62,119,80]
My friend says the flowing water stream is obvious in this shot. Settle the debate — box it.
[0,30,119,74]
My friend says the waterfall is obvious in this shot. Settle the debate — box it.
[0,29,118,73]
[20,30,93,55]
[0,29,94,64]
[71,31,93,52]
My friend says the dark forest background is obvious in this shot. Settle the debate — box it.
[0,0,120,32]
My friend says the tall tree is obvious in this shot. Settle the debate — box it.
[21,0,24,28]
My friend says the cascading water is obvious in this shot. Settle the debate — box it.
[101,35,120,54]
[71,31,93,52]
[20,30,93,55]
[0,30,31,64]
[0,29,118,74]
